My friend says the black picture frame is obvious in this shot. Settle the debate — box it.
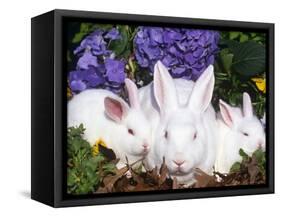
[31,9,274,208]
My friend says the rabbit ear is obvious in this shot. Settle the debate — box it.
[219,99,237,128]
[125,78,140,109]
[187,65,215,113]
[104,97,129,123]
[153,61,178,115]
[243,92,253,118]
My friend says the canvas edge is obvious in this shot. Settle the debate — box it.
[32,9,275,208]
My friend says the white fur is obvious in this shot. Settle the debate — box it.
[215,93,266,173]
[68,79,152,169]
[139,61,217,184]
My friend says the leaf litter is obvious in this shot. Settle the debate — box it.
[67,125,266,194]
[96,148,266,192]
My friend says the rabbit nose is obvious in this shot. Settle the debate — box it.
[173,160,185,166]
[143,143,149,149]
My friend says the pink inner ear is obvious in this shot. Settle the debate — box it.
[104,97,123,122]
[125,79,140,109]
[220,102,233,128]
[153,61,178,115]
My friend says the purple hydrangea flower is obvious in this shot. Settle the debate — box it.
[77,50,99,69]
[68,68,105,93]
[68,27,125,94]
[69,80,87,92]
[84,68,105,87]
[105,59,126,83]
[73,28,121,56]
[134,27,220,80]
[74,29,107,55]
[104,28,121,40]
[68,70,87,92]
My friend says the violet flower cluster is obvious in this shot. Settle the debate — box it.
[134,27,220,80]
[68,28,126,93]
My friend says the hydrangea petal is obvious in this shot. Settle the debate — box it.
[85,68,105,87]
[134,27,220,81]
[105,59,126,83]
[104,28,121,40]
[77,51,99,69]
[70,80,87,92]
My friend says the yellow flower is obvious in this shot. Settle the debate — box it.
[92,139,107,156]
[67,87,73,99]
[251,77,266,93]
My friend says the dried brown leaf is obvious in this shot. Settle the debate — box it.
[194,168,218,188]
[96,150,265,193]
[159,158,169,185]
[248,156,259,184]
[172,177,178,189]
[98,165,129,193]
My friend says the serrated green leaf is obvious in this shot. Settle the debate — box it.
[67,124,118,194]
[102,162,116,173]
[67,169,77,186]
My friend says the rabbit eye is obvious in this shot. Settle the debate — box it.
[164,130,168,139]
[242,132,249,137]
[193,132,197,140]
[128,128,134,136]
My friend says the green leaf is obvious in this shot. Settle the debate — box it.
[67,169,77,186]
[92,24,113,31]
[229,31,240,40]
[72,23,94,43]
[250,33,257,37]
[253,149,266,173]
[220,49,234,72]
[67,124,118,194]
[239,148,249,161]
[223,39,240,49]
[229,41,266,76]
[71,23,113,44]
[239,34,249,42]
[109,25,129,57]
[230,162,241,173]
[72,32,86,44]
[102,162,116,173]
[253,149,265,162]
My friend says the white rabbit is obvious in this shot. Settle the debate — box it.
[215,92,266,174]
[68,78,152,169]
[139,61,217,185]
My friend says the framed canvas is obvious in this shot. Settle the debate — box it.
[31,9,274,207]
